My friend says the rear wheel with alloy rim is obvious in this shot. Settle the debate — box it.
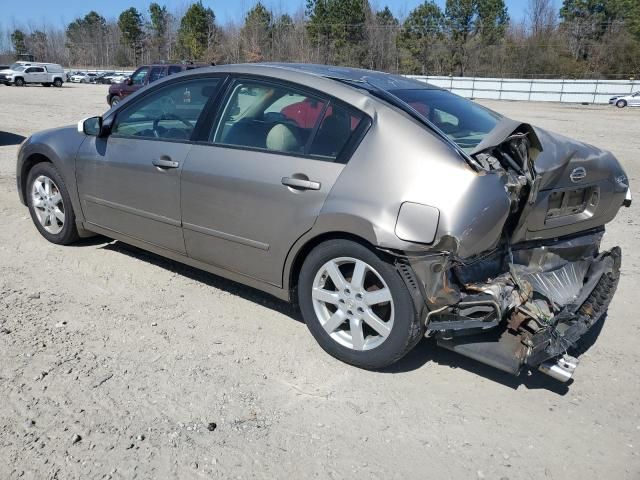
[299,239,424,369]
[110,95,121,106]
[53,78,63,87]
[26,163,79,245]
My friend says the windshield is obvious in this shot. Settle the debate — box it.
[12,66,25,72]
[389,89,501,152]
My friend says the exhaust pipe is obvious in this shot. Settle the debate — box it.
[538,354,579,382]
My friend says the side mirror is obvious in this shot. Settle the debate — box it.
[78,116,105,136]
[125,77,132,85]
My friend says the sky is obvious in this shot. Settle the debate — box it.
[1,0,529,28]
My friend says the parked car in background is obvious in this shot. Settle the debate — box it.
[609,91,640,108]
[95,71,116,84]
[17,63,630,382]
[107,63,207,106]
[0,63,65,87]
[70,72,98,84]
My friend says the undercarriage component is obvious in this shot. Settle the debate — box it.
[538,354,579,382]
[437,327,529,375]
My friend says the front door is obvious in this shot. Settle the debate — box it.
[181,77,367,286]
[77,76,223,253]
[25,66,46,83]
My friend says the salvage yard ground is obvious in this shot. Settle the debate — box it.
[0,84,639,479]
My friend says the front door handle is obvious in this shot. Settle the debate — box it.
[153,157,180,169]
[281,176,321,191]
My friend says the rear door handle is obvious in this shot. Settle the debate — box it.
[281,176,321,191]
[152,158,180,169]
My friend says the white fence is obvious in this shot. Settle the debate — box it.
[408,75,640,104]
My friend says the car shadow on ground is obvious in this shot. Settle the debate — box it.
[0,131,26,146]
[97,238,299,320]
[87,237,574,395]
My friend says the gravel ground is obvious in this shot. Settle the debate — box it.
[0,83,639,480]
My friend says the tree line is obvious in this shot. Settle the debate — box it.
[1,0,639,78]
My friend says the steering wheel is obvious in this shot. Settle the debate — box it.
[152,113,193,138]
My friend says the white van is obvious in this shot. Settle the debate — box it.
[0,62,65,87]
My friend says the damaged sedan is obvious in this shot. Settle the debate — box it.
[16,64,631,381]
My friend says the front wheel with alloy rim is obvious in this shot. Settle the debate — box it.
[110,95,121,106]
[299,239,424,369]
[26,163,79,245]
[14,78,25,86]
[616,99,627,108]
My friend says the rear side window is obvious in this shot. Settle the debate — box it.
[211,79,365,160]
[148,67,165,83]
[212,81,329,155]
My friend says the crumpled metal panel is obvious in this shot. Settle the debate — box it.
[522,260,589,306]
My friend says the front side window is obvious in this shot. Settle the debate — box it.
[112,78,221,140]
[168,66,182,75]
[390,88,501,152]
[130,67,149,85]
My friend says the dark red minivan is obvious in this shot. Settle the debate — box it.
[107,63,207,106]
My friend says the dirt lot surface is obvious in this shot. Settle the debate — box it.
[1,83,639,479]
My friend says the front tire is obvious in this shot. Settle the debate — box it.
[616,99,627,108]
[14,78,25,87]
[26,163,79,245]
[298,240,424,369]
[110,95,121,106]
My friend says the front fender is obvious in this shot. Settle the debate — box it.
[16,126,87,223]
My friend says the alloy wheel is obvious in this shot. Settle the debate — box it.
[311,257,394,351]
[31,175,65,234]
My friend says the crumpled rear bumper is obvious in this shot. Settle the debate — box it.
[525,246,620,367]
[402,230,621,381]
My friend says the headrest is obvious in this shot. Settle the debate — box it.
[266,123,300,152]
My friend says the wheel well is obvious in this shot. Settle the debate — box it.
[20,154,51,202]
[287,232,377,294]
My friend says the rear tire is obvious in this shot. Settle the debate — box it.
[53,78,63,88]
[616,99,627,108]
[298,239,424,369]
[110,95,121,106]
[26,163,79,245]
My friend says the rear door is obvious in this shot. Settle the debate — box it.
[180,77,368,286]
[630,92,640,106]
[76,76,224,253]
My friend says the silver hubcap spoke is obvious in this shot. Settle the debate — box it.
[311,256,394,351]
[31,175,65,235]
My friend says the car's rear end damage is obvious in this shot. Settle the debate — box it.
[390,114,630,382]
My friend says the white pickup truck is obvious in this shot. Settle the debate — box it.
[0,63,65,87]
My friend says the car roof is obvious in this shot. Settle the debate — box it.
[179,63,439,94]
[257,63,439,91]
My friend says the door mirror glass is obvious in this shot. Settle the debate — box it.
[78,116,103,136]
[125,77,133,85]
